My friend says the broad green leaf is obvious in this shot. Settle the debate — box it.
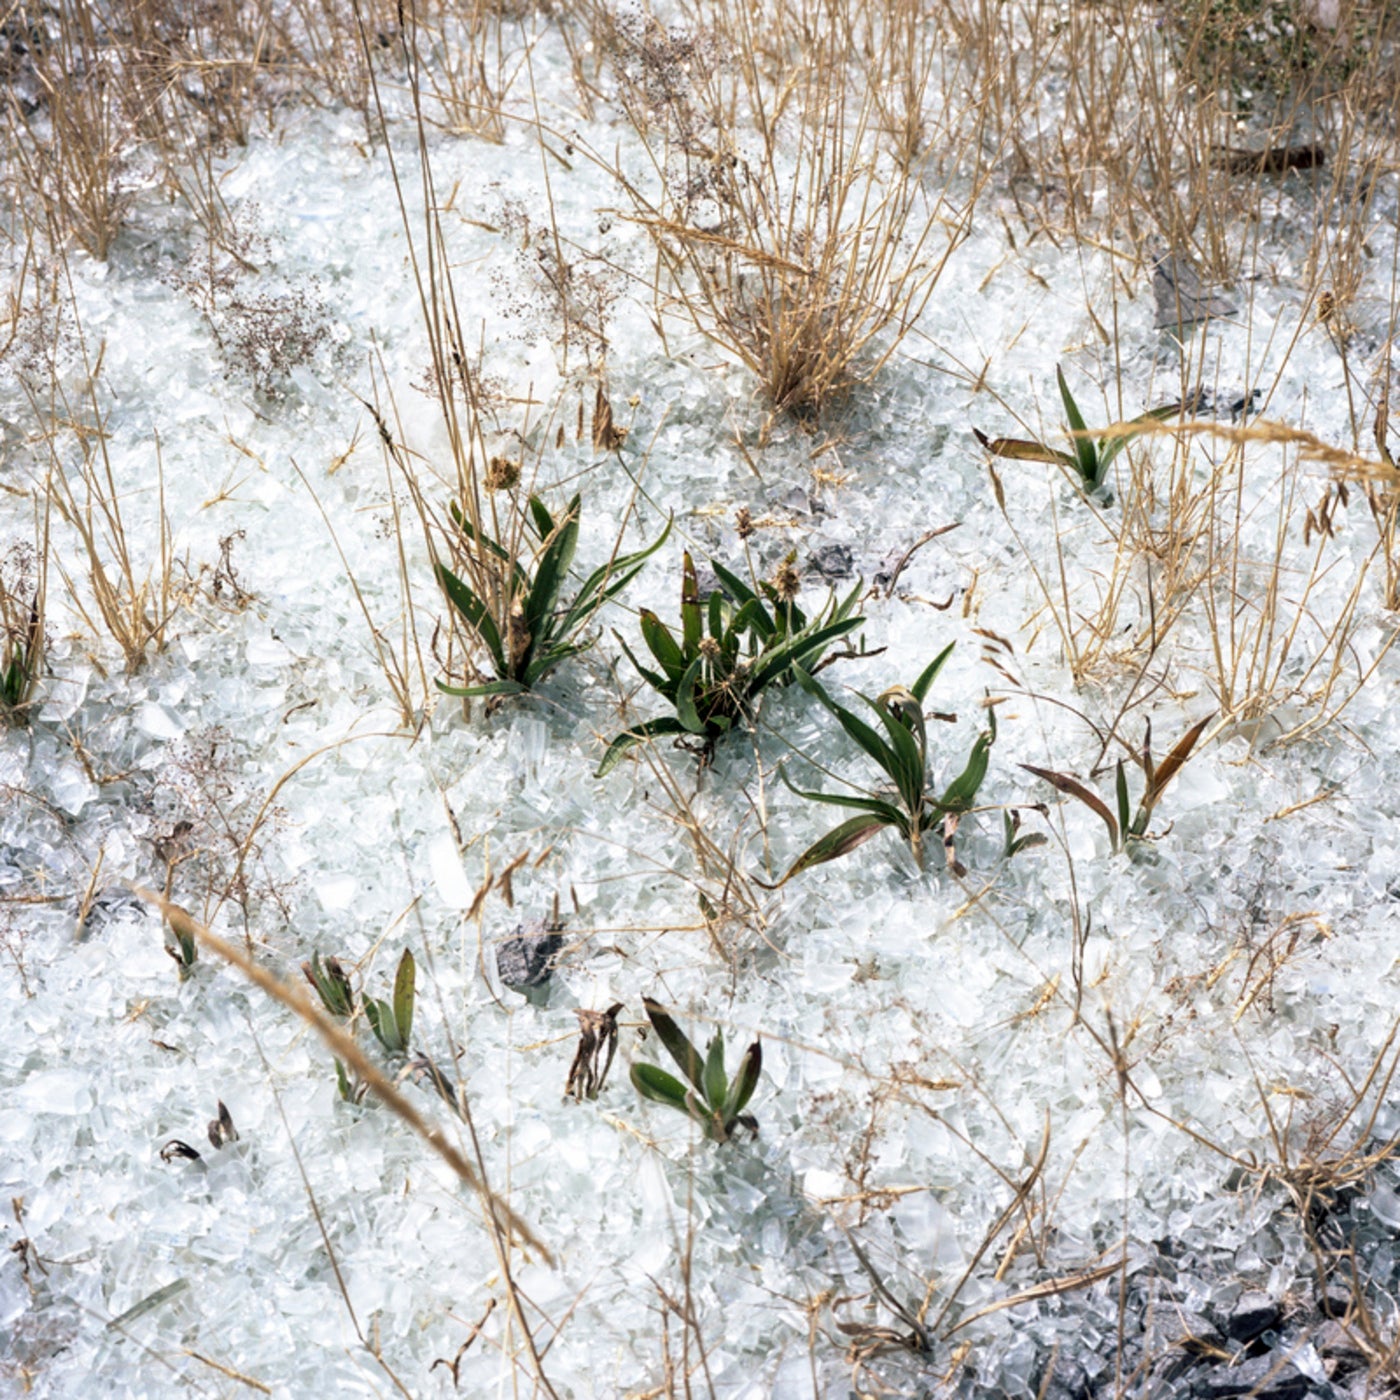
[711,558,760,611]
[643,997,705,1092]
[725,1041,762,1117]
[527,495,555,540]
[1114,761,1131,844]
[674,655,707,734]
[595,716,693,777]
[911,643,956,704]
[1057,366,1099,487]
[560,515,671,634]
[435,677,529,698]
[794,668,898,781]
[524,497,580,645]
[872,700,926,814]
[614,631,670,693]
[762,813,890,888]
[752,614,864,690]
[639,610,686,683]
[393,949,415,1049]
[777,766,906,823]
[939,728,993,812]
[631,1061,689,1108]
[365,997,402,1053]
[703,1033,728,1110]
[435,564,507,675]
[681,554,702,656]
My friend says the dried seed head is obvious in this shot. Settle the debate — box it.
[734,506,754,539]
[698,636,722,661]
[485,456,521,492]
[772,554,801,603]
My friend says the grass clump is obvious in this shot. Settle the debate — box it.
[631,996,761,1144]
[766,646,996,882]
[598,551,863,775]
[437,492,669,701]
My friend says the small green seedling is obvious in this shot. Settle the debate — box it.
[302,951,356,1019]
[599,552,864,774]
[162,917,197,979]
[437,495,669,699]
[1022,714,1212,854]
[764,647,996,883]
[975,366,1177,502]
[364,948,416,1055]
[631,997,761,1144]
[1,594,41,718]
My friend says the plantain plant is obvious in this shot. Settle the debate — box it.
[631,997,761,1144]
[302,947,417,1100]
[764,646,997,883]
[437,494,669,700]
[1022,714,1212,855]
[975,366,1176,502]
[598,552,864,775]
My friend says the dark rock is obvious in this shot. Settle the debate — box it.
[1191,1355,1310,1400]
[496,923,563,996]
[807,543,854,582]
[1312,1318,1366,1367]
[1226,1291,1281,1343]
[1146,1307,1222,1356]
[1318,1280,1354,1320]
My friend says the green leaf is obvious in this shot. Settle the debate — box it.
[614,631,670,694]
[435,677,529,698]
[524,496,580,647]
[761,812,891,888]
[938,727,993,813]
[393,949,415,1049]
[639,610,687,683]
[872,700,927,813]
[1057,365,1099,488]
[527,495,555,540]
[365,998,401,1054]
[642,997,706,1093]
[595,716,694,777]
[748,615,864,693]
[911,643,956,704]
[794,669,898,781]
[435,564,507,676]
[711,558,760,612]
[680,553,703,657]
[777,766,907,823]
[558,514,671,636]
[631,1061,690,1109]
[1115,760,1131,844]
[725,1040,762,1118]
[703,1032,728,1110]
[674,655,707,733]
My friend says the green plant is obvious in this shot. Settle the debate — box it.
[364,949,416,1056]
[0,545,43,720]
[975,366,1176,503]
[630,997,761,1144]
[302,951,356,1019]
[765,647,996,883]
[598,553,864,775]
[437,494,669,700]
[1022,715,1212,855]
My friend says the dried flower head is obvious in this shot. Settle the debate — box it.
[698,636,722,662]
[772,553,801,603]
[735,506,755,539]
[485,456,522,492]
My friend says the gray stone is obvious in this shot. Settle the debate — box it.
[496,922,563,994]
[1192,1355,1309,1400]
[807,543,854,582]
[1226,1290,1281,1342]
